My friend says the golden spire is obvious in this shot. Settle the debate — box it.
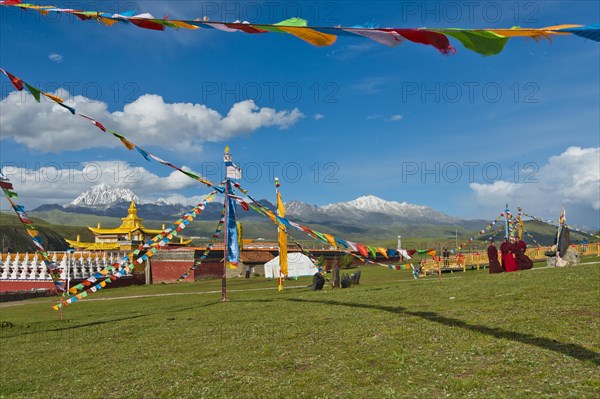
[120,199,144,229]
[128,199,137,215]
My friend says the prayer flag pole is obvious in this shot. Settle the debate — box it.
[222,147,230,302]
[59,248,75,320]
[222,146,243,301]
[222,184,228,302]
[504,203,510,239]
[275,177,288,291]
[276,178,283,291]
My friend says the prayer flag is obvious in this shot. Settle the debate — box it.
[277,189,288,277]
[226,180,239,268]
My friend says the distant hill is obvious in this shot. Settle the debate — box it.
[23,207,594,250]
[21,184,598,249]
[0,212,94,253]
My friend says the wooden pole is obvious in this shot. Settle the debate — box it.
[145,258,151,285]
[275,178,284,292]
[222,179,229,302]
[59,250,73,320]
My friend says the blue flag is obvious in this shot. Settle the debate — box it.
[226,181,239,267]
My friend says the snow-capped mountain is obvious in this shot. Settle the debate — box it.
[34,185,466,230]
[284,200,322,216]
[324,195,427,214]
[68,184,138,207]
[155,198,176,206]
[285,195,459,223]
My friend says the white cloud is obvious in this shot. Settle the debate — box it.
[327,42,376,61]
[352,76,388,94]
[0,90,304,153]
[314,113,325,120]
[0,161,206,209]
[470,147,600,224]
[48,53,63,63]
[366,114,403,122]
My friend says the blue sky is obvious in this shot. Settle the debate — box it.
[1,0,599,228]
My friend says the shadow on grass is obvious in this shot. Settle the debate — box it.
[167,301,223,313]
[286,298,600,366]
[0,314,149,339]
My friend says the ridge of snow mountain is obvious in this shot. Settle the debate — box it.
[284,200,322,215]
[155,198,176,206]
[68,183,138,207]
[286,195,458,222]
[323,195,429,214]
[47,185,459,224]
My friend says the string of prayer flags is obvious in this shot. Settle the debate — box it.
[520,209,600,238]
[63,192,218,300]
[0,69,219,192]
[292,241,326,274]
[0,173,65,291]
[1,1,597,56]
[548,24,600,41]
[65,190,218,295]
[451,213,506,253]
[53,192,219,309]
[234,182,415,273]
[521,227,542,248]
[177,206,226,281]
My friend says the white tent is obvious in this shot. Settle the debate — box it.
[264,253,319,278]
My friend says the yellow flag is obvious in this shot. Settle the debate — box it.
[237,221,244,250]
[518,215,524,239]
[277,26,337,47]
[324,234,337,249]
[100,17,119,26]
[277,191,288,276]
[226,261,238,270]
[171,20,200,30]
[487,25,582,38]
[42,92,64,103]
[264,209,278,224]
[377,247,389,258]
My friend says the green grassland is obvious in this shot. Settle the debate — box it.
[1,258,598,398]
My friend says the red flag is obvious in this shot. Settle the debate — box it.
[1,69,24,91]
[129,18,166,31]
[390,29,455,54]
[356,243,369,258]
[225,23,268,34]
[0,181,14,190]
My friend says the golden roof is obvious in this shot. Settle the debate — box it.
[88,226,164,235]
[68,199,192,247]
[89,199,164,235]
[65,239,120,250]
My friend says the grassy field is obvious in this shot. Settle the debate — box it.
[1,258,599,399]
